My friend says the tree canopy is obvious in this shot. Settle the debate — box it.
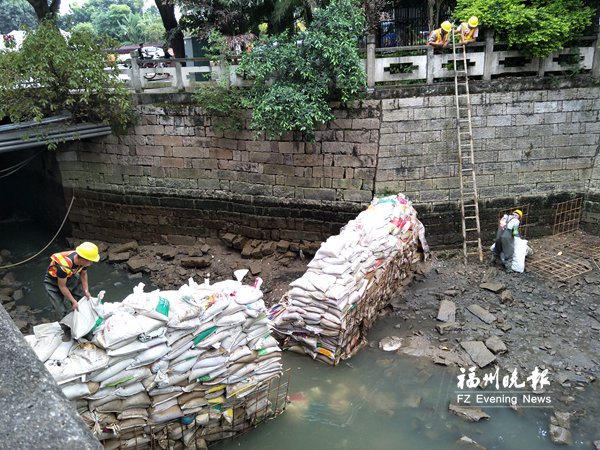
[0,21,134,133]
[0,0,37,34]
[194,0,366,139]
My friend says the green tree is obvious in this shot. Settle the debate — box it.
[235,0,366,139]
[26,0,60,21]
[70,21,96,37]
[0,20,134,134]
[178,0,269,37]
[0,0,37,33]
[453,0,595,57]
[93,4,132,40]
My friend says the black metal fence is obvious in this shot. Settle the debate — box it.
[378,6,429,47]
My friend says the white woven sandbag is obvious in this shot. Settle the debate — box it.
[127,343,170,369]
[512,237,528,273]
[289,277,316,292]
[232,285,263,305]
[304,271,337,292]
[90,358,135,383]
[100,367,152,388]
[100,310,144,348]
[62,381,99,400]
[107,340,148,357]
[215,312,246,326]
[29,322,64,363]
[170,347,205,365]
[114,381,145,397]
[318,235,347,257]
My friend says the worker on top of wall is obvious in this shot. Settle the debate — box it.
[456,16,479,45]
[44,242,99,320]
[490,210,522,272]
[427,21,453,49]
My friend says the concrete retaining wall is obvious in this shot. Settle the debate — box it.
[52,78,600,247]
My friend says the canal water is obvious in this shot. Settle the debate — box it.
[1,217,597,449]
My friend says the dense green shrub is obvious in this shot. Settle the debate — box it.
[0,21,134,134]
[195,0,366,140]
[453,0,595,57]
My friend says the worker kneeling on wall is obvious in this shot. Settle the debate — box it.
[44,242,99,320]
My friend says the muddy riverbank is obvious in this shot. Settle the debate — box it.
[0,223,598,447]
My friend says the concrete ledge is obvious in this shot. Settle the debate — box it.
[0,305,102,450]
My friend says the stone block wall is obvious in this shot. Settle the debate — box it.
[52,80,600,247]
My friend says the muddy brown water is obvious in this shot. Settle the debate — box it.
[2,219,598,449]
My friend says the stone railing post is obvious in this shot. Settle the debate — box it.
[366,33,376,89]
[592,25,600,78]
[426,45,434,84]
[538,54,548,78]
[483,29,495,81]
[175,60,184,91]
[130,51,142,93]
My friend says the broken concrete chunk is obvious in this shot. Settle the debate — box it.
[276,240,291,253]
[500,290,514,304]
[221,233,236,247]
[485,336,507,354]
[460,341,496,368]
[455,435,486,450]
[241,243,254,259]
[551,412,571,429]
[437,299,456,322]
[108,251,131,263]
[549,425,572,445]
[180,256,212,269]
[379,336,403,352]
[480,281,505,293]
[436,322,460,335]
[449,403,490,422]
[467,304,497,324]
[127,257,150,273]
[260,241,277,257]
[110,240,139,254]
[11,289,24,302]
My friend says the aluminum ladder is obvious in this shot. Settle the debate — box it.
[451,33,483,262]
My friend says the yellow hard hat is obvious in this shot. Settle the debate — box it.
[513,209,523,219]
[76,242,100,262]
[441,21,452,32]
[468,16,479,28]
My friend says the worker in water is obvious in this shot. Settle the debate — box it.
[427,20,453,49]
[456,16,479,45]
[491,210,522,272]
[44,242,99,320]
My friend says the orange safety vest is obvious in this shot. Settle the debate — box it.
[48,251,84,278]
[461,24,477,41]
[430,29,449,44]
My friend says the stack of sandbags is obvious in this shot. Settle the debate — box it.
[270,193,428,365]
[26,277,283,449]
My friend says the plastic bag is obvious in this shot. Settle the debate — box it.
[61,292,105,340]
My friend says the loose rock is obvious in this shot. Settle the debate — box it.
[480,281,504,293]
[460,341,496,368]
[449,403,490,422]
[455,435,486,450]
[467,304,497,324]
[379,336,403,352]
[485,336,507,355]
[437,299,456,322]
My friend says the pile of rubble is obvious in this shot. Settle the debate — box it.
[24,276,284,449]
[0,250,36,335]
[270,194,429,365]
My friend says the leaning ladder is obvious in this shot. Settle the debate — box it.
[451,33,483,262]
